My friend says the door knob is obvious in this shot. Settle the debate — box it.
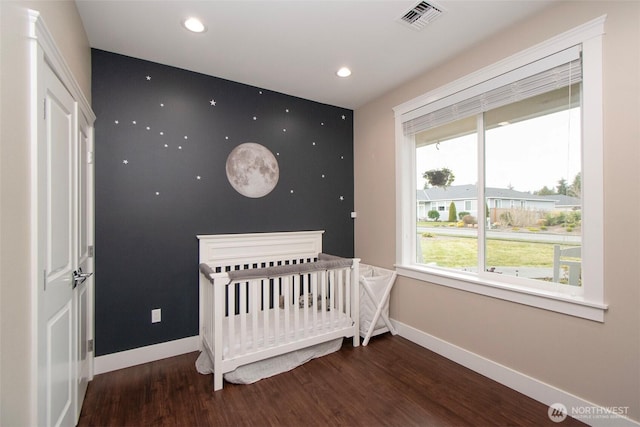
[72,268,93,288]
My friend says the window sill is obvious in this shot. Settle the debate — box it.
[395,264,607,322]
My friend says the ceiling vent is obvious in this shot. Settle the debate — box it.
[398,1,444,30]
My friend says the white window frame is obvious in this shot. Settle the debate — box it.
[393,16,607,322]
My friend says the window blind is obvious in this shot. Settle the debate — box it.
[402,46,582,136]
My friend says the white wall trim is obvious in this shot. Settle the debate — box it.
[393,320,639,427]
[94,336,199,375]
[396,265,606,322]
[28,10,95,123]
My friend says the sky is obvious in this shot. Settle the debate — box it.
[416,108,581,193]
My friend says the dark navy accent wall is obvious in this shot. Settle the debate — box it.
[92,50,354,356]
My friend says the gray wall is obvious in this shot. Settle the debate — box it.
[92,50,354,356]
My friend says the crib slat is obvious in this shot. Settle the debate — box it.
[240,282,247,354]
[293,274,300,341]
[250,279,259,352]
[310,273,315,336]
[322,271,335,312]
[262,279,269,349]
[347,267,353,320]
[227,282,235,359]
[282,276,289,344]
[322,271,335,328]
[322,271,329,330]
[302,273,310,338]
[344,271,350,320]
[273,278,280,347]
[311,272,318,335]
[340,269,346,324]
[329,270,335,327]
[338,268,345,325]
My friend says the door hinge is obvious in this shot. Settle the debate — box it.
[88,245,94,257]
[87,151,94,164]
[88,339,94,352]
[43,98,46,120]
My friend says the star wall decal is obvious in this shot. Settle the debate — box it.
[108,64,353,217]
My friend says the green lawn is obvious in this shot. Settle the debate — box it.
[420,235,566,268]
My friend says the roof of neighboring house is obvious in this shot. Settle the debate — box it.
[542,193,582,207]
[416,184,558,202]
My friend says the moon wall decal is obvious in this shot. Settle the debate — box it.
[225,142,279,198]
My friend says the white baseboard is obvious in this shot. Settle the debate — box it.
[393,320,639,427]
[94,336,199,375]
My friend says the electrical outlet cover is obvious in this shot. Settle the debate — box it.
[151,308,161,323]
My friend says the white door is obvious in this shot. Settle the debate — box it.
[75,114,94,419]
[37,58,91,427]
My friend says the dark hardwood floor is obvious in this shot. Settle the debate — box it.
[78,335,585,426]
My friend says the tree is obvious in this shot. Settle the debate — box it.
[534,185,556,196]
[568,172,581,198]
[427,210,440,221]
[556,178,568,195]
[448,202,457,222]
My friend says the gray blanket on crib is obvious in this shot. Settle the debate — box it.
[199,253,352,282]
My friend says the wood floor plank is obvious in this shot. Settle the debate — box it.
[79,335,586,426]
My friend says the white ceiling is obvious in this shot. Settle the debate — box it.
[75,0,555,109]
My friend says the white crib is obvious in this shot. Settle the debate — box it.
[198,231,360,391]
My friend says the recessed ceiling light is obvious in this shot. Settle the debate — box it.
[183,17,206,33]
[336,67,352,78]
